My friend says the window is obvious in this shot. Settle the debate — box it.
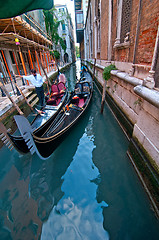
[62,23,66,31]
[95,0,101,51]
[120,0,132,43]
[114,0,132,46]
[76,11,84,30]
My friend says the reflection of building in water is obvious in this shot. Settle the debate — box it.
[0,165,42,239]
[41,130,109,239]
[76,59,81,80]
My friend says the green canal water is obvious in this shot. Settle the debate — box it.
[0,63,159,239]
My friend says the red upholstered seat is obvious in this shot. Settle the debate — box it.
[78,98,85,108]
[51,84,59,96]
[57,82,66,94]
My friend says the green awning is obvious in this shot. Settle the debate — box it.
[0,0,53,19]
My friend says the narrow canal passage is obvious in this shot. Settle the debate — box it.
[0,63,159,240]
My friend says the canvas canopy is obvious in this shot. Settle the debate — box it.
[0,0,53,19]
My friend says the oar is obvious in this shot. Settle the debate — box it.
[13,77,46,115]
[13,80,34,112]
[0,82,24,115]
[36,52,51,97]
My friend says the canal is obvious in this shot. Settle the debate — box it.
[0,62,159,239]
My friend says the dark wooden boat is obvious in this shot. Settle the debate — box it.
[0,74,68,153]
[14,75,93,159]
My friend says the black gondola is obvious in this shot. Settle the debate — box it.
[0,74,68,153]
[14,74,93,159]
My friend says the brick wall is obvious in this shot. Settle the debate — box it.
[100,0,109,59]
[136,0,159,64]
[112,0,159,64]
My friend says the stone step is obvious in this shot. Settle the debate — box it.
[27,93,37,103]
[24,90,34,98]
[30,97,39,107]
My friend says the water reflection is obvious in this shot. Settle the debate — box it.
[41,116,109,240]
[0,94,91,240]
[1,63,159,240]
[0,151,42,240]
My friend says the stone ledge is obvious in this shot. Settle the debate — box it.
[111,70,143,86]
[134,85,159,109]
[113,41,130,49]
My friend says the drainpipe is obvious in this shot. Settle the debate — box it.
[143,26,159,88]
[129,0,142,76]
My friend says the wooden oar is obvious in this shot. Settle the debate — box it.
[36,52,51,98]
[13,81,34,111]
[13,78,46,115]
[0,82,24,115]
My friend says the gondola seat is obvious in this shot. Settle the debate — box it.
[82,82,90,94]
[46,84,59,105]
[78,98,85,108]
[57,82,66,96]
[75,83,82,95]
[51,84,60,97]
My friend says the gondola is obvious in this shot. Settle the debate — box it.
[14,73,93,159]
[0,74,68,153]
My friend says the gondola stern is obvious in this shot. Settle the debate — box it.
[14,115,50,160]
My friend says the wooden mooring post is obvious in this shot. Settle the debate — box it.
[93,58,96,81]
[100,81,106,114]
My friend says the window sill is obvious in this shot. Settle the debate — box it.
[113,41,130,49]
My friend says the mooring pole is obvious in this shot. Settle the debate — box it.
[100,81,106,114]
[93,58,96,81]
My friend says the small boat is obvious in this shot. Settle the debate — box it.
[14,74,93,159]
[0,74,68,154]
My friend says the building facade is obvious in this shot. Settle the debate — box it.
[55,4,76,65]
[0,10,56,86]
[75,0,159,205]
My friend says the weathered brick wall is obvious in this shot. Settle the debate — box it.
[100,0,109,60]
[112,0,159,64]
[136,0,159,64]
[112,0,117,61]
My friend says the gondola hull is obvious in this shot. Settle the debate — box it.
[33,102,91,158]
[0,80,68,154]
[31,79,93,158]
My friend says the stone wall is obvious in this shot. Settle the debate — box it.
[86,60,159,172]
